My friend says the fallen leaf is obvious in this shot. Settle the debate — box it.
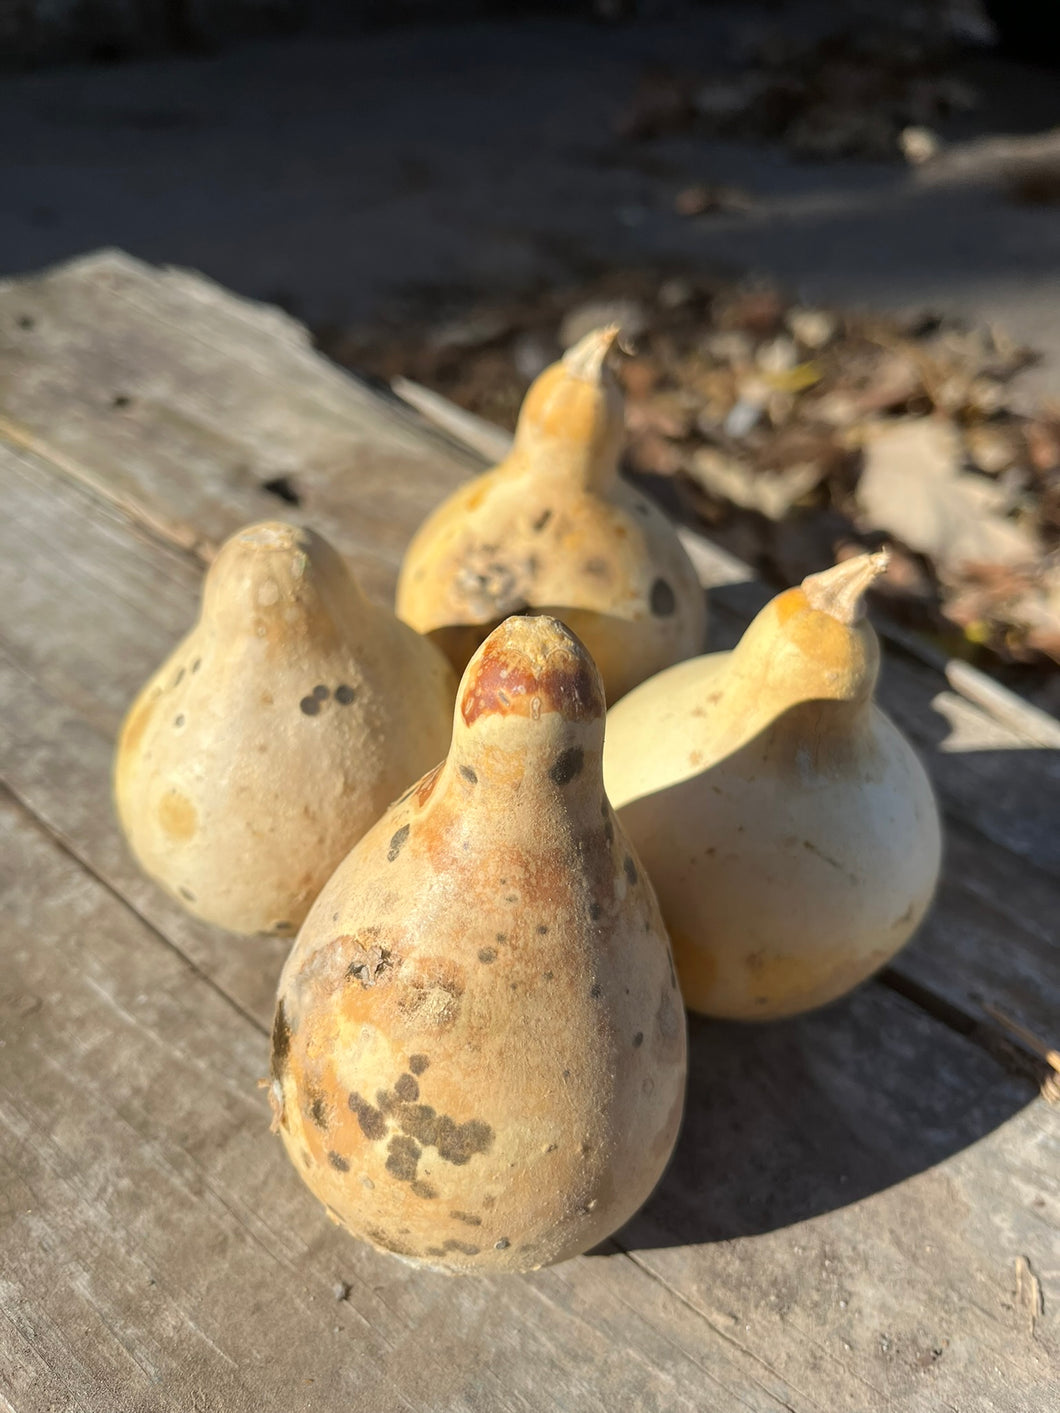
[857,418,1039,572]
[690,447,822,520]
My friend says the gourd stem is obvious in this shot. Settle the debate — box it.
[801,550,889,625]
[562,325,621,382]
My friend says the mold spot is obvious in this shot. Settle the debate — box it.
[335,684,356,705]
[650,578,676,617]
[537,924,548,935]
[459,764,478,784]
[633,1032,644,1048]
[300,695,321,716]
[550,747,584,787]
[387,825,411,862]
[367,1226,418,1258]
[444,1240,480,1256]
[386,1135,421,1182]
[532,508,553,531]
[394,1073,419,1103]
[327,1151,350,1172]
[543,971,553,981]
[348,1092,387,1142]
[192,658,201,673]
[451,1211,482,1226]
[584,557,609,577]
[308,1093,329,1129]
[179,885,196,902]
[624,856,638,887]
[411,1180,437,1200]
[409,1054,430,1075]
[270,1000,291,1080]
[495,933,508,944]
[313,684,330,701]
[589,984,603,1000]
[478,947,497,964]
[588,902,603,922]
[398,1106,494,1166]
[173,713,185,729]
[495,1238,510,1251]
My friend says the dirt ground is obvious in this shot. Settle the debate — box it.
[2,2,1058,701]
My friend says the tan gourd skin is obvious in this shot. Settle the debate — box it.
[395,327,706,703]
[114,522,456,936]
[603,554,942,1021]
[270,615,687,1273]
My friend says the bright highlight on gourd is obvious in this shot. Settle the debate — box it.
[269,614,687,1272]
[604,551,942,1020]
[396,326,706,702]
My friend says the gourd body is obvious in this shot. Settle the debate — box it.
[604,555,941,1020]
[396,327,705,702]
[270,615,686,1271]
[115,521,456,936]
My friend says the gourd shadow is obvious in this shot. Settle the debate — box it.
[598,595,1056,1253]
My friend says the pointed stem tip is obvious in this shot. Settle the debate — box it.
[562,324,621,383]
[801,549,890,625]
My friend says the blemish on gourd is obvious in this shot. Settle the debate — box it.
[633,1032,644,1048]
[393,1073,419,1102]
[348,1092,387,1141]
[411,1180,437,1199]
[387,824,410,861]
[270,1000,291,1080]
[335,684,356,705]
[588,902,603,921]
[158,790,196,840]
[409,1054,430,1075]
[308,1092,329,1129]
[459,764,478,784]
[550,747,584,786]
[300,695,321,716]
[532,508,553,531]
[495,1237,510,1250]
[313,684,330,702]
[478,946,496,964]
[179,885,196,902]
[451,1211,482,1226]
[386,1136,421,1182]
[650,578,676,617]
[345,938,391,987]
[327,1151,350,1172]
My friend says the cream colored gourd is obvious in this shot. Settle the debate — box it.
[115,521,456,936]
[269,615,686,1272]
[604,552,941,1020]
[395,326,705,702]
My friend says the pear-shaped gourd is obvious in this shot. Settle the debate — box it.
[604,552,942,1020]
[395,326,705,702]
[269,615,686,1272]
[115,521,456,936]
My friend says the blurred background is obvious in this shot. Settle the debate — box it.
[3,0,1059,708]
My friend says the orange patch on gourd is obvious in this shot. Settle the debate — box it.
[158,790,197,841]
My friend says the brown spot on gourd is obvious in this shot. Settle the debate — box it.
[335,683,356,705]
[313,684,330,701]
[409,1054,430,1075]
[299,695,321,716]
[411,1180,437,1200]
[385,1135,421,1182]
[367,1226,418,1258]
[393,1073,419,1102]
[460,634,602,727]
[532,508,553,531]
[550,747,584,787]
[158,790,196,841]
[327,1150,349,1172]
[451,1211,482,1226]
[387,824,410,862]
[478,947,497,964]
[179,885,196,902]
[397,1105,494,1166]
[650,578,676,617]
[443,1240,480,1257]
[348,1092,387,1142]
[270,1000,291,1079]
[458,764,478,784]
[307,1092,329,1129]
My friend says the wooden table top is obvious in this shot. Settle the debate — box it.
[0,251,1057,1413]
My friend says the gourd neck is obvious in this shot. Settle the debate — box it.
[505,326,624,496]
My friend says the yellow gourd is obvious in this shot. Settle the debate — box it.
[395,327,705,702]
[603,552,941,1020]
[269,615,686,1271]
[115,521,456,936]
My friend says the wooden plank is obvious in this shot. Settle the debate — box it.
[2,786,1056,1413]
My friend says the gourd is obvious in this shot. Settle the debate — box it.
[114,521,456,936]
[603,552,941,1020]
[269,614,687,1272]
[395,326,705,702]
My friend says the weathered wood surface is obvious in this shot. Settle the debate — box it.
[0,251,1057,1412]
